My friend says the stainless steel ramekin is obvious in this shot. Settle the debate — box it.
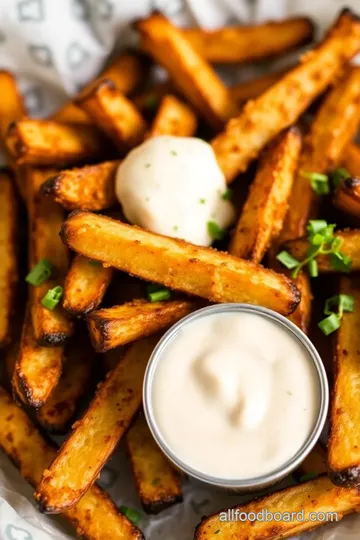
[143,303,329,491]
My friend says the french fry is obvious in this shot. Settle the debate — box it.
[63,255,113,317]
[294,442,327,480]
[87,298,197,352]
[328,276,360,487]
[333,177,360,218]
[183,17,314,63]
[41,160,119,211]
[136,13,239,130]
[229,128,301,263]
[148,94,197,137]
[75,80,147,151]
[194,475,360,539]
[287,272,312,334]
[285,230,360,272]
[0,169,18,347]
[6,119,105,167]
[61,211,300,316]
[36,334,95,433]
[342,143,360,176]
[0,385,144,540]
[35,336,159,513]
[211,9,360,182]
[126,413,183,513]
[231,67,290,104]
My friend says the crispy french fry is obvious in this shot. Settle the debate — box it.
[36,334,95,433]
[61,211,300,315]
[126,413,183,513]
[0,386,144,539]
[231,67,290,104]
[294,442,327,480]
[194,475,360,539]
[287,272,312,333]
[342,143,360,176]
[35,336,159,513]
[148,94,197,137]
[328,276,360,487]
[75,80,147,151]
[136,14,239,130]
[12,306,64,407]
[229,128,301,263]
[333,177,360,217]
[6,119,105,167]
[41,160,119,211]
[63,255,113,317]
[211,9,360,182]
[183,17,314,63]
[285,230,360,272]
[87,298,197,352]
[0,169,18,347]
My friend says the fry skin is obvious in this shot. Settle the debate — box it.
[194,475,360,539]
[342,143,360,176]
[41,160,119,211]
[183,17,314,63]
[6,119,105,167]
[229,128,301,263]
[35,336,159,513]
[75,80,147,151]
[211,9,360,182]
[328,276,360,487]
[148,94,197,137]
[333,177,360,218]
[87,298,197,352]
[0,386,144,540]
[0,169,18,347]
[63,255,113,317]
[60,211,300,316]
[136,13,239,130]
[126,413,183,513]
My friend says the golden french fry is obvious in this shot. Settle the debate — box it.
[126,414,183,513]
[60,211,300,316]
[0,385,144,539]
[35,336,159,513]
[148,94,197,137]
[333,177,360,218]
[294,442,327,480]
[342,143,360,176]
[136,13,239,130]
[211,10,360,182]
[287,272,312,333]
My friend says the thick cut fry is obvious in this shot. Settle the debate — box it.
[87,298,197,352]
[231,68,290,104]
[136,14,238,130]
[0,170,18,347]
[195,475,360,539]
[35,336,158,513]
[334,177,360,218]
[148,94,197,137]
[230,128,301,263]
[63,255,113,317]
[13,307,64,407]
[61,211,300,315]
[328,276,360,487]
[211,9,360,182]
[6,119,105,167]
[36,335,95,433]
[126,414,182,513]
[295,442,327,479]
[41,160,119,211]
[342,143,360,176]
[287,272,312,333]
[285,230,360,272]
[183,17,314,63]
[75,80,147,151]
[0,386,144,540]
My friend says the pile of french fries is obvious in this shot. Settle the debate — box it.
[2,8,360,540]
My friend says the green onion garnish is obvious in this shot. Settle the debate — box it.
[207,221,226,241]
[170,150,178,156]
[331,168,350,189]
[306,220,328,236]
[148,290,171,302]
[298,472,319,483]
[308,259,318,278]
[303,172,330,195]
[330,251,352,273]
[318,294,355,335]
[199,198,206,204]
[41,285,63,311]
[25,259,52,286]
[222,188,233,201]
[276,251,299,270]
[119,505,142,525]
[88,259,101,267]
[318,313,341,336]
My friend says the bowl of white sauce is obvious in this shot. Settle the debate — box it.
[143,303,329,490]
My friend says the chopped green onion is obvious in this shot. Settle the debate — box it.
[309,232,325,246]
[119,505,142,525]
[41,285,63,311]
[331,168,350,189]
[303,172,330,195]
[324,294,355,316]
[170,150,178,156]
[306,220,328,236]
[207,221,226,241]
[330,236,343,252]
[308,259,318,278]
[88,259,101,267]
[318,313,341,335]
[25,259,52,286]
[148,289,171,302]
[222,188,233,201]
[276,250,300,269]
[199,198,206,204]
[299,472,319,483]
[146,283,162,294]
[330,251,352,273]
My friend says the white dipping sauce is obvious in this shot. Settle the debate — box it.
[115,136,235,246]
[151,311,320,480]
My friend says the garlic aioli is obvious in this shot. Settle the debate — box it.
[115,136,235,246]
[150,311,320,480]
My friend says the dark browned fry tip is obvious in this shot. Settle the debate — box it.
[287,280,302,314]
[38,332,69,347]
[75,78,116,104]
[344,176,360,189]
[86,315,107,352]
[339,7,360,22]
[41,175,59,197]
[6,121,18,137]
[329,466,360,488]
[17,373,46,409]
[35,490,71,515]
[142,493,183,514]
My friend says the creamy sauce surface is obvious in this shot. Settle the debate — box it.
[115,136,235,246]
[151,311,320,480]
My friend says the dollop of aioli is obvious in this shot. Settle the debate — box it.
[115,136,235,246]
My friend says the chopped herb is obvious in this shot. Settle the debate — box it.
[207,221,226,241]
[145,163,151,168]
[88,259,101,267]
[170,150,178,156]
[148,289,171,302]
[276,251,299,270]
[287,391,293,396]
[222,188,233,201]
[318,294,355,336]
[331,168,350,189]
[199,198,206,204]
[143,96,159,110]
[308,259,318,278]
[41,285,63,311]
[299,472,319,483]
[318,313,341,336]
[302,172,330,195]
[120,505,142,525]
[146,283,162,294]
[173,225,179,231]
[25,259,52,286]
[330,251,352,273]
